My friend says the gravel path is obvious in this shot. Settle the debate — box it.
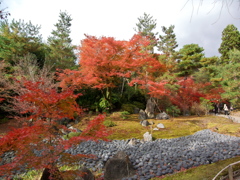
[66,129,240,180]
[221,114,240,123]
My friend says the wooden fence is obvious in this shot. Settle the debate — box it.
[212,160,240,180]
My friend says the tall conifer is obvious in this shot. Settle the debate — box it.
[219,24,240,63]
[47,11,76,70]
[134,13,158,53]
[158,25,179,70]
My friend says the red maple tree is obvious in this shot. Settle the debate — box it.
[169,77,206,113]
[0,79,110,179]
[58,34,165,110]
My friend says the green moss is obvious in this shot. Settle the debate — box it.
[106,114,240,140]
[151,156,240,180]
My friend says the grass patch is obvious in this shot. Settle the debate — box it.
[151,156,240,180]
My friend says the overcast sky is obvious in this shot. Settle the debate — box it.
[2,0,240,57]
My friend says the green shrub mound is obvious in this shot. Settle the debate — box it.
[121,102,145,114]
[104,120,117,127]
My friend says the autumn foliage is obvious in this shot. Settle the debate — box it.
[0,79,110,179]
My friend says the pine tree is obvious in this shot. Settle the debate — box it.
[218,24,240,63]
[47,11,76,70]
[158,25,179,70]
[134,13,158,53]
[0,19,44,67]
[218,49,240,106]
[158,25,178,56]
[177,44,204,77]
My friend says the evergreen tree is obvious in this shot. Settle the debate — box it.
[158,25,178,56]
[200,56,219,67]
[177,44,204,77]
[134,13,158,53]
[157,25,179,70]
[218,49,240,106]
[0,19,45,67]
[47,11,76,70]
[218,24,240,63]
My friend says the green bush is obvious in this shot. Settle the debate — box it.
[121,116,128,120]
[121,104,135,114]
[104,120,117,127]
[166,105,181,117]
[121,111,130,115]
[132,101,145,110]
[63,132,81,140]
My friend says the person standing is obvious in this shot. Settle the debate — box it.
[223,104,229,115]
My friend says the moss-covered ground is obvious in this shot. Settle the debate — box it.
[9,112,240,179]
[75,112,240,180]
[77,113,240,140]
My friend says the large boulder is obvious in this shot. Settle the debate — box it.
[145,98,155,118]
[140,120,151,127]
[146,111,155,119]
[156,111,170,120]
[138,109,147,120]
[104,151,135,180]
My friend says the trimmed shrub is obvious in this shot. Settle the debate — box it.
[104,120,117,127]
[166,105,181,117]
[121,104,135,114]
[132,101,145,110]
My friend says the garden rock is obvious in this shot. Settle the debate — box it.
[104,151,135,180]
[157,123,165,129]
[40,167,63,180]
[156,112,170,120]
[68,126,82,133]
[146,111,155,119]
[127,138,137,145]
[134,107,140,114]
[145,98,155,118]
[138,109,147,120]
[76,167,95,180]
[143,132,152,142]
[140,120,151,127]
